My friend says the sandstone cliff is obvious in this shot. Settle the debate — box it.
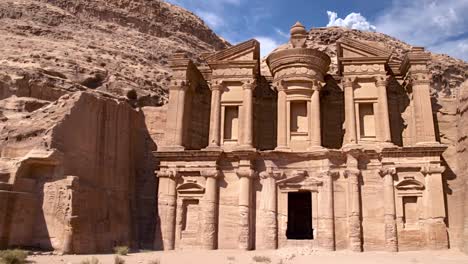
[0,0,467,254]
[0,0,228,106]
[0,91,156,253]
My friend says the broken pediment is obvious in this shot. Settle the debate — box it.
[176,182,205,196]
[396,178,425,191]
[205,39,260,63]
[337,38,392,59]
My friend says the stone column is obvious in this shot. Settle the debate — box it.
[376,76,392,143]
[236,166,255,250]
[318,171,335,251]
[156,169,179,250]
[241,80,255,149]
[207,81,223,149]
[309,82,322,149]
[345,168,362,251]
[201,169,220,250]
[276,82,289,150]
[410,74,437,144]
[165,82,188,149]
[379,167,398,252]
[259,169,283,249]
[343,77,357,144]
[421,165,448,249]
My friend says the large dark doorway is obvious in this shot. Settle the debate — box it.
[287,192,313,239]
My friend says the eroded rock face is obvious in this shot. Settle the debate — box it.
[0,92,157,253]
[0,0,229,106]
[458,81,468,254]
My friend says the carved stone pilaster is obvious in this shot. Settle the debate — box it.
[156,169,180,250]
[200,169,220,249]
[236,168,256,250]
[318,170,336,251]
[206,80,224,149]
[240,80,256,149]
[420,165,448,249]
[342,77,357,144]
[258,168,284,249]
[345,168,362,252]
[379,167,398,252]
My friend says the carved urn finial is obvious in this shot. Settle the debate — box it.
[290,21,307,48]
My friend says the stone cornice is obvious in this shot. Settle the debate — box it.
[266,48,331,78]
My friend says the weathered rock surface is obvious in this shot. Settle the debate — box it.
[0,0,228,106]
[0,0,467,254]
[0,91,157,252]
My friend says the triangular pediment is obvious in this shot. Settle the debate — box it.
[337,38,392,59]
[205,39,260,62]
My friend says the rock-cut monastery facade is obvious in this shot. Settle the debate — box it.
[155,22,449,252]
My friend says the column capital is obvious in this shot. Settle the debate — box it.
[409,73,431,86]
[312,79,324,91]
[344,168,361,178]
[169,80,190,91]
[379,167,397,177]
[156,168,180,179]
[236,168,256,178]
[342,76,357,88]
[201,169,221,178]
[259,168,284,180]
[375,75,389,87]
[317,170,339,178]
[273,80,286,92]
[242,79,257,90]
[421,165,445,175]
[209,80,225,91]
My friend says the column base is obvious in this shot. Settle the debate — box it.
[274,146,291,152]
[307,145,327,153]
[158,145,185,152]
[235,145,256,151]
[203,145,223,151]
[415,141,444,147]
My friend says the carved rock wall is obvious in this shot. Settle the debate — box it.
[0,91,156,253]
[458,81,468,254]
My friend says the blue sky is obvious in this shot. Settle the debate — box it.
[167,0,468,61]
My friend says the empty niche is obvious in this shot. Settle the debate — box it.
[224,106,239,141]
[402,196,419,229]
[290,101,308,139]
[359,103,376,138]
[182,199,200,233]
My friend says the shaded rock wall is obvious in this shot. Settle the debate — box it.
[0,92,157,253]
[458,81,468,253]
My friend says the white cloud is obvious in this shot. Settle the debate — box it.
[326,11,376,32]
[254,36,281,57]
[196,10,224,29]
[274,28,289,39]
[430,38,468,61]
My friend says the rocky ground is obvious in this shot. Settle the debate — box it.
[28,249,468,264]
